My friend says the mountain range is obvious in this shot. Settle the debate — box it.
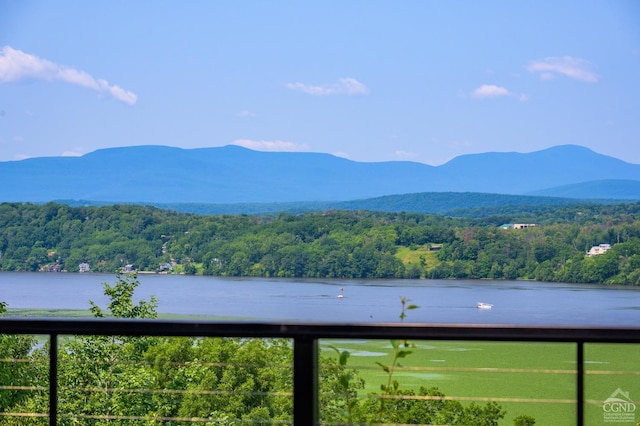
[1,144,639,204]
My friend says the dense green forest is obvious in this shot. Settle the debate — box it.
[58,191,622,216]
[1,202,640,285]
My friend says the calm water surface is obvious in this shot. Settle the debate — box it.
[1,272,639,326]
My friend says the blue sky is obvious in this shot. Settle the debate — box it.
[1,1,639,165]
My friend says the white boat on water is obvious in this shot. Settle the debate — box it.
[337,288,344,298]
[477,302,493,310]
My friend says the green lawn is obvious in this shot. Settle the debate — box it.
[4,308,248,320]
[320,339,640,425]
[395,245,440,270]
[584,344,640,425]
[5,308,95,317]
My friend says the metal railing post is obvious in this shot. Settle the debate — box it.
[293,335,318,426]
[49,333,58,426]
[577,341,584,426]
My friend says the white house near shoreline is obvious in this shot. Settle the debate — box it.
[499,223,537,230]
[586,244,611,257]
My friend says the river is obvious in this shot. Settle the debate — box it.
[0,272,639,326]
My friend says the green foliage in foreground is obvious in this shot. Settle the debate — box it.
[1,201,640,284]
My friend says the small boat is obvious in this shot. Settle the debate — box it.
[337,287,344,298]
[477,302,493,310]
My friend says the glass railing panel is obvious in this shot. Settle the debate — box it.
[319,339,576,425]
[584,343,640,425]
[54,335,294,424]
[0,334,49,425]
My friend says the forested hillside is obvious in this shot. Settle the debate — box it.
[1,202,639,285]
[57,191,618,216]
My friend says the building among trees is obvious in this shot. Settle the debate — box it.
[586,243,611,257]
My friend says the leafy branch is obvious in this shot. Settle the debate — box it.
[327,346,359,424]
[376,296,419,421]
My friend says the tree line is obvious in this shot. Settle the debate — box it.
[1,202,639,284]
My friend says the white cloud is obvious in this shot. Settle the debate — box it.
[0,46,138,104]
[527,56,598,82]
[286,77,369,96]
[236,110,256,117]
[232,139,310,152]
[470,85,529,102]
[472,84,510,98]
[61,150,83,157]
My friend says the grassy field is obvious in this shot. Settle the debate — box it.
[4,308,247,320]
[5,308,95,317]
[320,339,640,425]
[395,245,441,270]
[584,344,640,425]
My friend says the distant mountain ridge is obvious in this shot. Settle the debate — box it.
[527,179,640,199]
[1,144,638,203]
